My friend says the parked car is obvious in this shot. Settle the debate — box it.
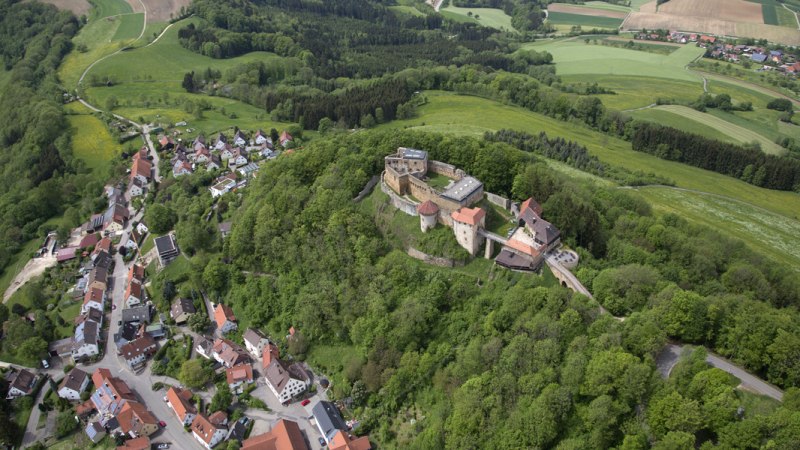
[156,443,170,449]
[318,437,326,446]
[158,421,167,428]
[301,399,311,406]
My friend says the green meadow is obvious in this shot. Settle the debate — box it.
[88,0,132,20]
[65,102,120,178]
[111,13,144,41]
[581,1,632,12]
[58,15,127,89]
[440,6,515,30]
[630,108,737,143]
[546,12,624,29]
[389,5,426,17]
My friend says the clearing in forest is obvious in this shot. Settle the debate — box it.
[440,6,514,30]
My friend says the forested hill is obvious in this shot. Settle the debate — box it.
[195,128,800,448]
[0,1,101,273]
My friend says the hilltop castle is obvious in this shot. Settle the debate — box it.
[382,147,561,271]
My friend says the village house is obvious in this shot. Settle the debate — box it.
[218,222,232,239]
[90,368,137,427]
[231,148,248,167]
[191,412,229,449]
[264,355,310,404]
[58,367,90,400]
[79,233,100,249]
[85,422,106,444]
[5,369,37,399]
[145,322,166,339]
[125,281,144,308]
[243,328,270,358]
[173,160,193,178]
[82,287,105,314]
[195,338,214,360]
[193,135,206,152]
[220,144,235,161]
[279,131,293,148]
[211,338,250,368]
[75,306,104,327]
[329,431,373,450]
[104,203,129,234]
[72,320,101,360]
[87,267,108,292]
[49,337,76,360]
[129,178,146,197]
[155,234,179,267]
[128,264,145,285]
[207,155,222,171]
[313,401,348,444]
[194,146,212,164]
[119,334,157,370]
[234,130,248,147]
[117,400,159,437]
[166,386,197,426]
[214,133,228,151]
[159,135,175,150]
[122,305,152,325]
[93,237,112,259]
[210,177,237,198]
[237,162,259,177]
[130,157,152,186]
[116,436,150,450]
[214,303,238,334]
[226,363,254,393]
[261,342,280,368]
[241,419,307,450]
[170,297,196,324]
[254,130,272,146]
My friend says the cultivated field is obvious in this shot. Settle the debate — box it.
[440,6,514,30]
[547,3,628,19]
[547,11,624,28]
[132,0,192,22]
[378,91,800,266]
[658,0,764,24]
[636,105,787,155]
[583,1,632,12]
[33,0,91,16]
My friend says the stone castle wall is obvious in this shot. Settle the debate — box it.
[429,161,465,180]
[407,247,464,267]
[485,192,511,210]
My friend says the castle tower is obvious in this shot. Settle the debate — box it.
[417,200,439,233]
[451,207,486,256]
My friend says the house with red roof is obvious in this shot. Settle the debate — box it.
[166,386,197,425]
[191,413,228,449]
[241,419,308,450]
[226,363,254,393]
[214,303,237,334]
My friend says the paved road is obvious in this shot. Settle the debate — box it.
[655,344,784,402]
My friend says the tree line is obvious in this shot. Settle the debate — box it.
[631,121,800,191]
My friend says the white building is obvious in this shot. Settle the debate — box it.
[242,328,270,358]
[58,367,90,400]
[209,178,236,198]
[264,360,310,404]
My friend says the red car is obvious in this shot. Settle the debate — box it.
[301,399,311,406]
[158,421,167,427]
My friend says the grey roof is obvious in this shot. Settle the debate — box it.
[60,367,89,392]
[530,217,560,246]
[75,321,99,345]
[155,235,178,257]
[218,222,232,234]
[312,401,347,442]
[122,305,151,324]
[170,298,196,319]
[242,328,267,347]
[440,176,482,203]
[49,337,75,356]
[9,369,36,394]
[495,249,539,271]
[400,147,427,160]
[93,251,112,269]
[78,307,104,325]
[116,322,139,345]
[88,267,108,285]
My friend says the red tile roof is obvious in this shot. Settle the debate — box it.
[262,343,280,370]
[520,197,542,217]
[416,200,439,216]
[242,419,308,450]
[166,387,197,422]
[450,207,485,226]
[191,414,225,445]
[330,431,372,450]
[117,436,150,450]
[128,264,145,284]
[131,158,152,181]
[226,363,254,385]
[80,233,101,249]
[214,304,236,328]
[84,287,104,306]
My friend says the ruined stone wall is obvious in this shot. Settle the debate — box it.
[406,176,463,213]
[384,166,408,196]
[353,175,380,202]
[381,174,418,216]
[485,192,511,210]
[407,247,464,267]
[429,160,465,180]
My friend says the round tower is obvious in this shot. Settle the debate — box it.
[417,200,439,233]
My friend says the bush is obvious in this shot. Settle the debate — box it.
[767,98,793,112]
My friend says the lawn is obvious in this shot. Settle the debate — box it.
[524,40,705,83]
[58,15,125,90]
[776,5,799,27]
[426,172,453,190]
[55,301,82,339]
[629,0,655,10]
[763,3,779,24]
[388,5,425,17]
[631,186,800,268]
[440,6,515,30]
[377,91,800,223]
[111,13,144,41]
[642,105,786,155]
[547,11,624,28]
[65,102,120,177]
[88,0,132,20]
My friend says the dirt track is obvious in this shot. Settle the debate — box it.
[3,255,57,302]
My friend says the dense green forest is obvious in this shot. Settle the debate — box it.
[142,128,800,448]
[0,0,107,272]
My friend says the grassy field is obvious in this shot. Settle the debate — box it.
[582,1,632,12]
[630,108,736,143]
[632,186,800,267]
[564,75,703,110]
[58,15,125,90]
[389,5,425,17]
[65,102,120,177]
[88,0,132,20]
[776,4,799,26]
[441,6,514,30]
[525,40,705,82]
[629,0,654,10]
[647,105,786,155]
[547,11,624,28]
[378,91,800,221]
[111,13,144,41]
[83,18,296,134]
[762,3,779,24]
